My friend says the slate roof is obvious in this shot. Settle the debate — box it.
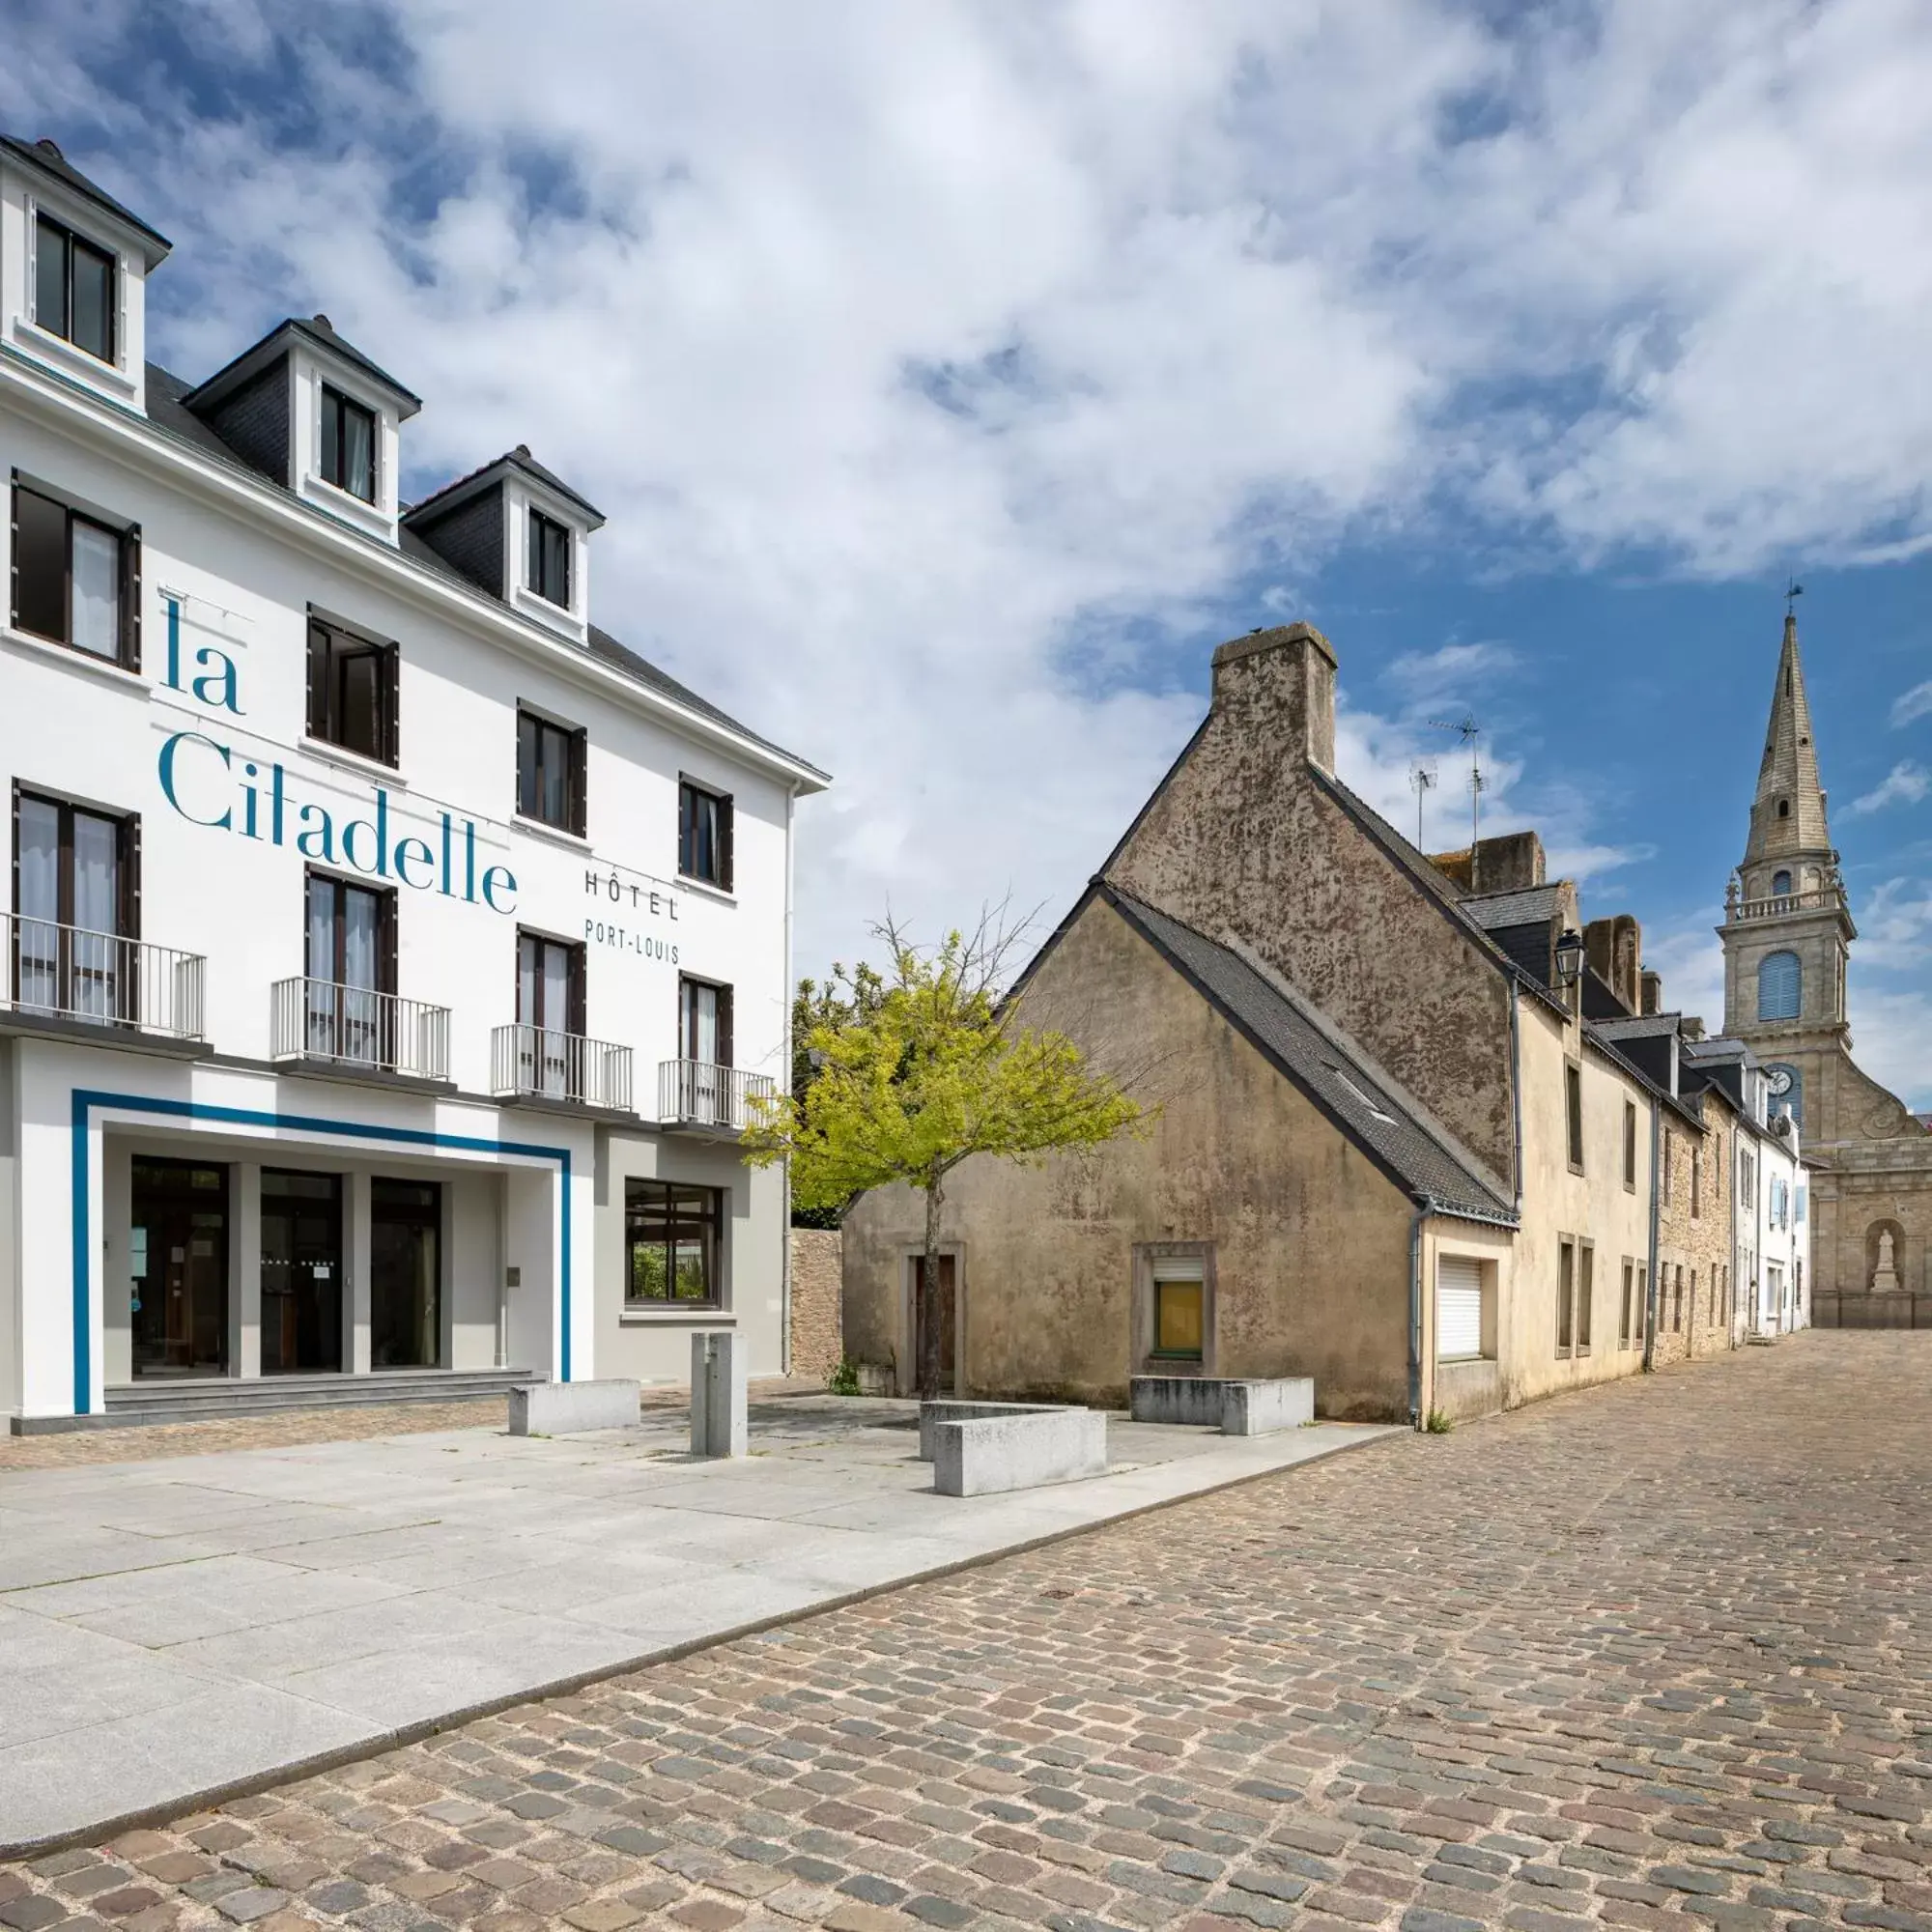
[1104,886,1517,1225]
[1461,884,1565,930]
[1,133,170,258]
[185,315,422,413]
[1592,1012,1683,1041]
[406,444,605,527]
[136,365,824,780]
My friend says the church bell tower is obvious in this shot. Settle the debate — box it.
[1718,611,1856,1131]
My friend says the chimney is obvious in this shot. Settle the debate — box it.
[1209,623,1337,773]
[1640,970,1662,1015]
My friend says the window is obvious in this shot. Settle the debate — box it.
[1691,1145,1701,1220]
[1635,1265,1648,1347]
[1740,1146,1755,1207]
[34,215,115,362]
[1758,951,1802,1022]
[1620,1259,1634,1349]
[1672,1264,1684,1331]
[1557,1237,1576,1354]
[1776,799,1790,819]
[304,871,395,1064]
[1771,869,1792,896]
[320,385,377,501]
[1565,1062,1584,1173]
[527,508,571,608]
[1796,1185,1806,1224]
[11,479,139,667]
[516,931,586,1097]
[678,779,734,890]
[1151,1256,1206,1362]
[306,616,397,764]
[625,1179,724,1306]
[1435,1255,1486,1362]
[516,709,586,835]
[678,976,733,1066]
[1661,1131,1673,1207]
[12,789,137,1021]
[1577,1242,1594,1352]
[1623,1101,1637,1191]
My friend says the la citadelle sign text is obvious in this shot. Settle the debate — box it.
[154,600,681,963]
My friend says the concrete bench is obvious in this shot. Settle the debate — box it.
[508,1378,639,1435]
[1129,1375,1314,1436]
[916,1400,1067,1462]
[929,1406,1108,1497]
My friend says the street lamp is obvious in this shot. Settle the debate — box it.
[1554,927,1585,993]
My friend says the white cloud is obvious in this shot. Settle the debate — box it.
[1891,681,1932,728]
[1381,639,1519,705]
[2,0,1929,993]
[1845,760,1931,816]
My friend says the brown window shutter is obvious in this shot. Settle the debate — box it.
[572,730,587,838]
[569,943,586,1037]
[9,475,19,630]
[383,890,399,996]
[124,524,142,671]
[720,794,735,893]
[718,983,734,1068]
[385,642,401,765]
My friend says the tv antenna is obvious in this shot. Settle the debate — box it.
[1407,761,1437,849]
[1429,715,1486,890]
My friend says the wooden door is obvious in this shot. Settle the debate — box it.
[912,1254,957,1391]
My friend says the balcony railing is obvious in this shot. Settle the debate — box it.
[658,1059,775,1132]
[270,978,451,1081]
[3,914,205,1039]
[1727,887,1844,923]
[491,1024,634,1110]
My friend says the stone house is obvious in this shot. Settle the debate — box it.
[841,622,1684,1424]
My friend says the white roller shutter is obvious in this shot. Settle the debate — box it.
[1436,1255,1484,1360]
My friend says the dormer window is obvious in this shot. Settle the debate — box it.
[320,384,377,502]
[34,215,115,363]
[527,508,571,609]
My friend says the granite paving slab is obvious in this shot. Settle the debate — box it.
[0,1395,1388,1849]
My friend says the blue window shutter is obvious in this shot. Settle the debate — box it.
[1757,951,1801,1022]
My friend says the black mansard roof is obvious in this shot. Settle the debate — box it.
[1,133,171,261]
[139,365,822,779]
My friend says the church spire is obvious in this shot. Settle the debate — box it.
[1743,610,1831,867]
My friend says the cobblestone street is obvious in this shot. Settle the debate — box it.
[3,1332,1927,1932]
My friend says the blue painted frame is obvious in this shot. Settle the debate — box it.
[70,1089,571,1416]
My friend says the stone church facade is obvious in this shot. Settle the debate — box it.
[1718,614,1932,1327]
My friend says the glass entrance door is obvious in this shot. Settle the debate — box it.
[371,1178,441,1368]
[261,1169,344,1373]
[130,1157,229,1378]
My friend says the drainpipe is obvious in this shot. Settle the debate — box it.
[1642,1096,1661,1373]
[779,781,799,1377]
[1408,1200,1429,1429]
[1508,980,1524,1215]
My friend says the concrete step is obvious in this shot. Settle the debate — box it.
[87,1369,536,1430]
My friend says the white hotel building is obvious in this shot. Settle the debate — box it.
[0,135,828,1431]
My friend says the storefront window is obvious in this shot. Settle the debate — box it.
[625,1179,724,1305]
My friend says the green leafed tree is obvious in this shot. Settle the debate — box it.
[745,912,1147,1397]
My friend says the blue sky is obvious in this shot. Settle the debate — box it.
[7,0,1928,1100]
